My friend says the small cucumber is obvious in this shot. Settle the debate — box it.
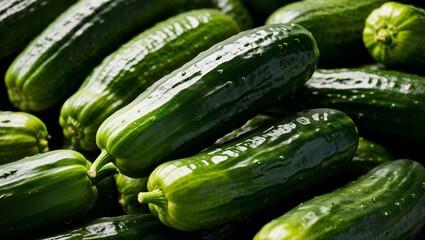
[115,174,150,215]
[363,1,425,67]
[0,150,116,238]
[266,0,386,66]
[0,0,77,60]
[0,110,49,164]
[253,159,425,240]
[88,23,319,178]
[59,9,241,151]
[5,0,253,112]
[137,108,359,231]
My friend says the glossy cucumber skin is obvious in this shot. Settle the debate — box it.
[0,110,49,164]
[137,108,359,231]
[254,159,425,240]
[266,0,386,65]
[0,0,77,60]
[91,23,320,178]
[4,0,253,112]
[363,1,425,67]
[59,9,241,152]
[115,174,150,215]
[295,68,425,142]
[0,149,98,238]
[36,214,172,240]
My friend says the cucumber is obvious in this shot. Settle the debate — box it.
[0,0,77,60]
[363,1,425,67]
[115,174,150,215]
[0,149,116,238]
[88,23,320,178]
[137,108,359,231]
[59,9,241,152]
[253,159,425,240]
[4,0,253,112]
[291,67,425,143]
[0,110,49,164]
[351,136,395,175]
[35,214,174,240]
[266,0,386,66]
[212,113,276,146]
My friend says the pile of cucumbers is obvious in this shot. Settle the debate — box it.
[1,0,424,239]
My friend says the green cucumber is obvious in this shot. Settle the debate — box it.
[266,0,386,66]
[4,0,253,112]
[212,113,276,146]
[137,108,359,231]
[363,1,425,67]
[59,9,241,152]
[0,149,116,238]
[291,67,425,143]
[253,159,425,240]
[35,214,173,240]
[0,110,49,164]
[0,0,77,60]
[88,23,319,178]
[115,174,150,215]
[351,136,395,175]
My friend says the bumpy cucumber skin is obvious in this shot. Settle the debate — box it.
[295,68,425,142]
[0,150,97,238]
[0,0,77,60]
[254,159,425,240]
[92,23,319,178]
[138,108,359,231]
[59,9,241,152]
[266,0,386,65]
[363,1,425,67]
[0,110,49,164]
[35,214,171,240]
[115,174,150,215]
[4,0,253,112]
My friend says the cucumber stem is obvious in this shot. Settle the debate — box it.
[90,162,119,186]
[88,149,115,179]
[138,188,168,213]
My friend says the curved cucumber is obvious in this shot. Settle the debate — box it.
[253,159,425,240]
[59,9,241,151]
[0,110,49,164]
[89,23,319,178]
[137,108,359,231]
[5,0,253,112]
[363,1,425,67]
[0,0,77,60]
